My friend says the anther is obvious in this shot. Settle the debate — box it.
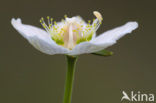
[64,14,67,18]
[88,20,91,24]
[93,11,103,22]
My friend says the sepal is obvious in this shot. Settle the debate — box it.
[91,50,113,56]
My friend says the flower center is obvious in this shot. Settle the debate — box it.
[40,11,103,50]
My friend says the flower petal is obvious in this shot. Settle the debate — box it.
[69,22,138,55]
[69,41,114,55]
[92,21,138,44]
[11,18,69,55]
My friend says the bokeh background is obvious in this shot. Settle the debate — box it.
[0,0,156,103]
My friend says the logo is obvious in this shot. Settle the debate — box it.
[121,91,155,102]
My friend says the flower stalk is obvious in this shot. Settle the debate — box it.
[63,55,78,103]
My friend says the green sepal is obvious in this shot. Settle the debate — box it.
[91,50,113,56]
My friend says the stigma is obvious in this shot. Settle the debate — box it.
[40,11,103,50]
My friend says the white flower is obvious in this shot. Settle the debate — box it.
[11,11,138,55]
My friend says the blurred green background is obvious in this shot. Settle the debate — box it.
[0,0,156,103]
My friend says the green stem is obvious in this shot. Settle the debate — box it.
[63,55,78,103]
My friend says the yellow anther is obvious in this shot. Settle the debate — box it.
[64,14,67,18]
[43,24,46,29]
[54,21,57,25]
[51,18,53,21]
[61,28,64,31]
[88,20,91,24]
[47,16,50,19]
[73,30,77,32]
[41,17,44,20]
[49,24,52,28]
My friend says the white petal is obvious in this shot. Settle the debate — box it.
[11,18,69,55]
[69,22,138,55]
[92,22,138,44]
[69,41,114,55]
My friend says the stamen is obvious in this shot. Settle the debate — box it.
[50,18,53,24]
[54,21,57,25]
[39,12,102,49]
[40,18,50,32]
[92,11,103,31]
[93,11,103,22]
[47,16,50,25]
[88,20,91,24]
[64,14,67,18]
